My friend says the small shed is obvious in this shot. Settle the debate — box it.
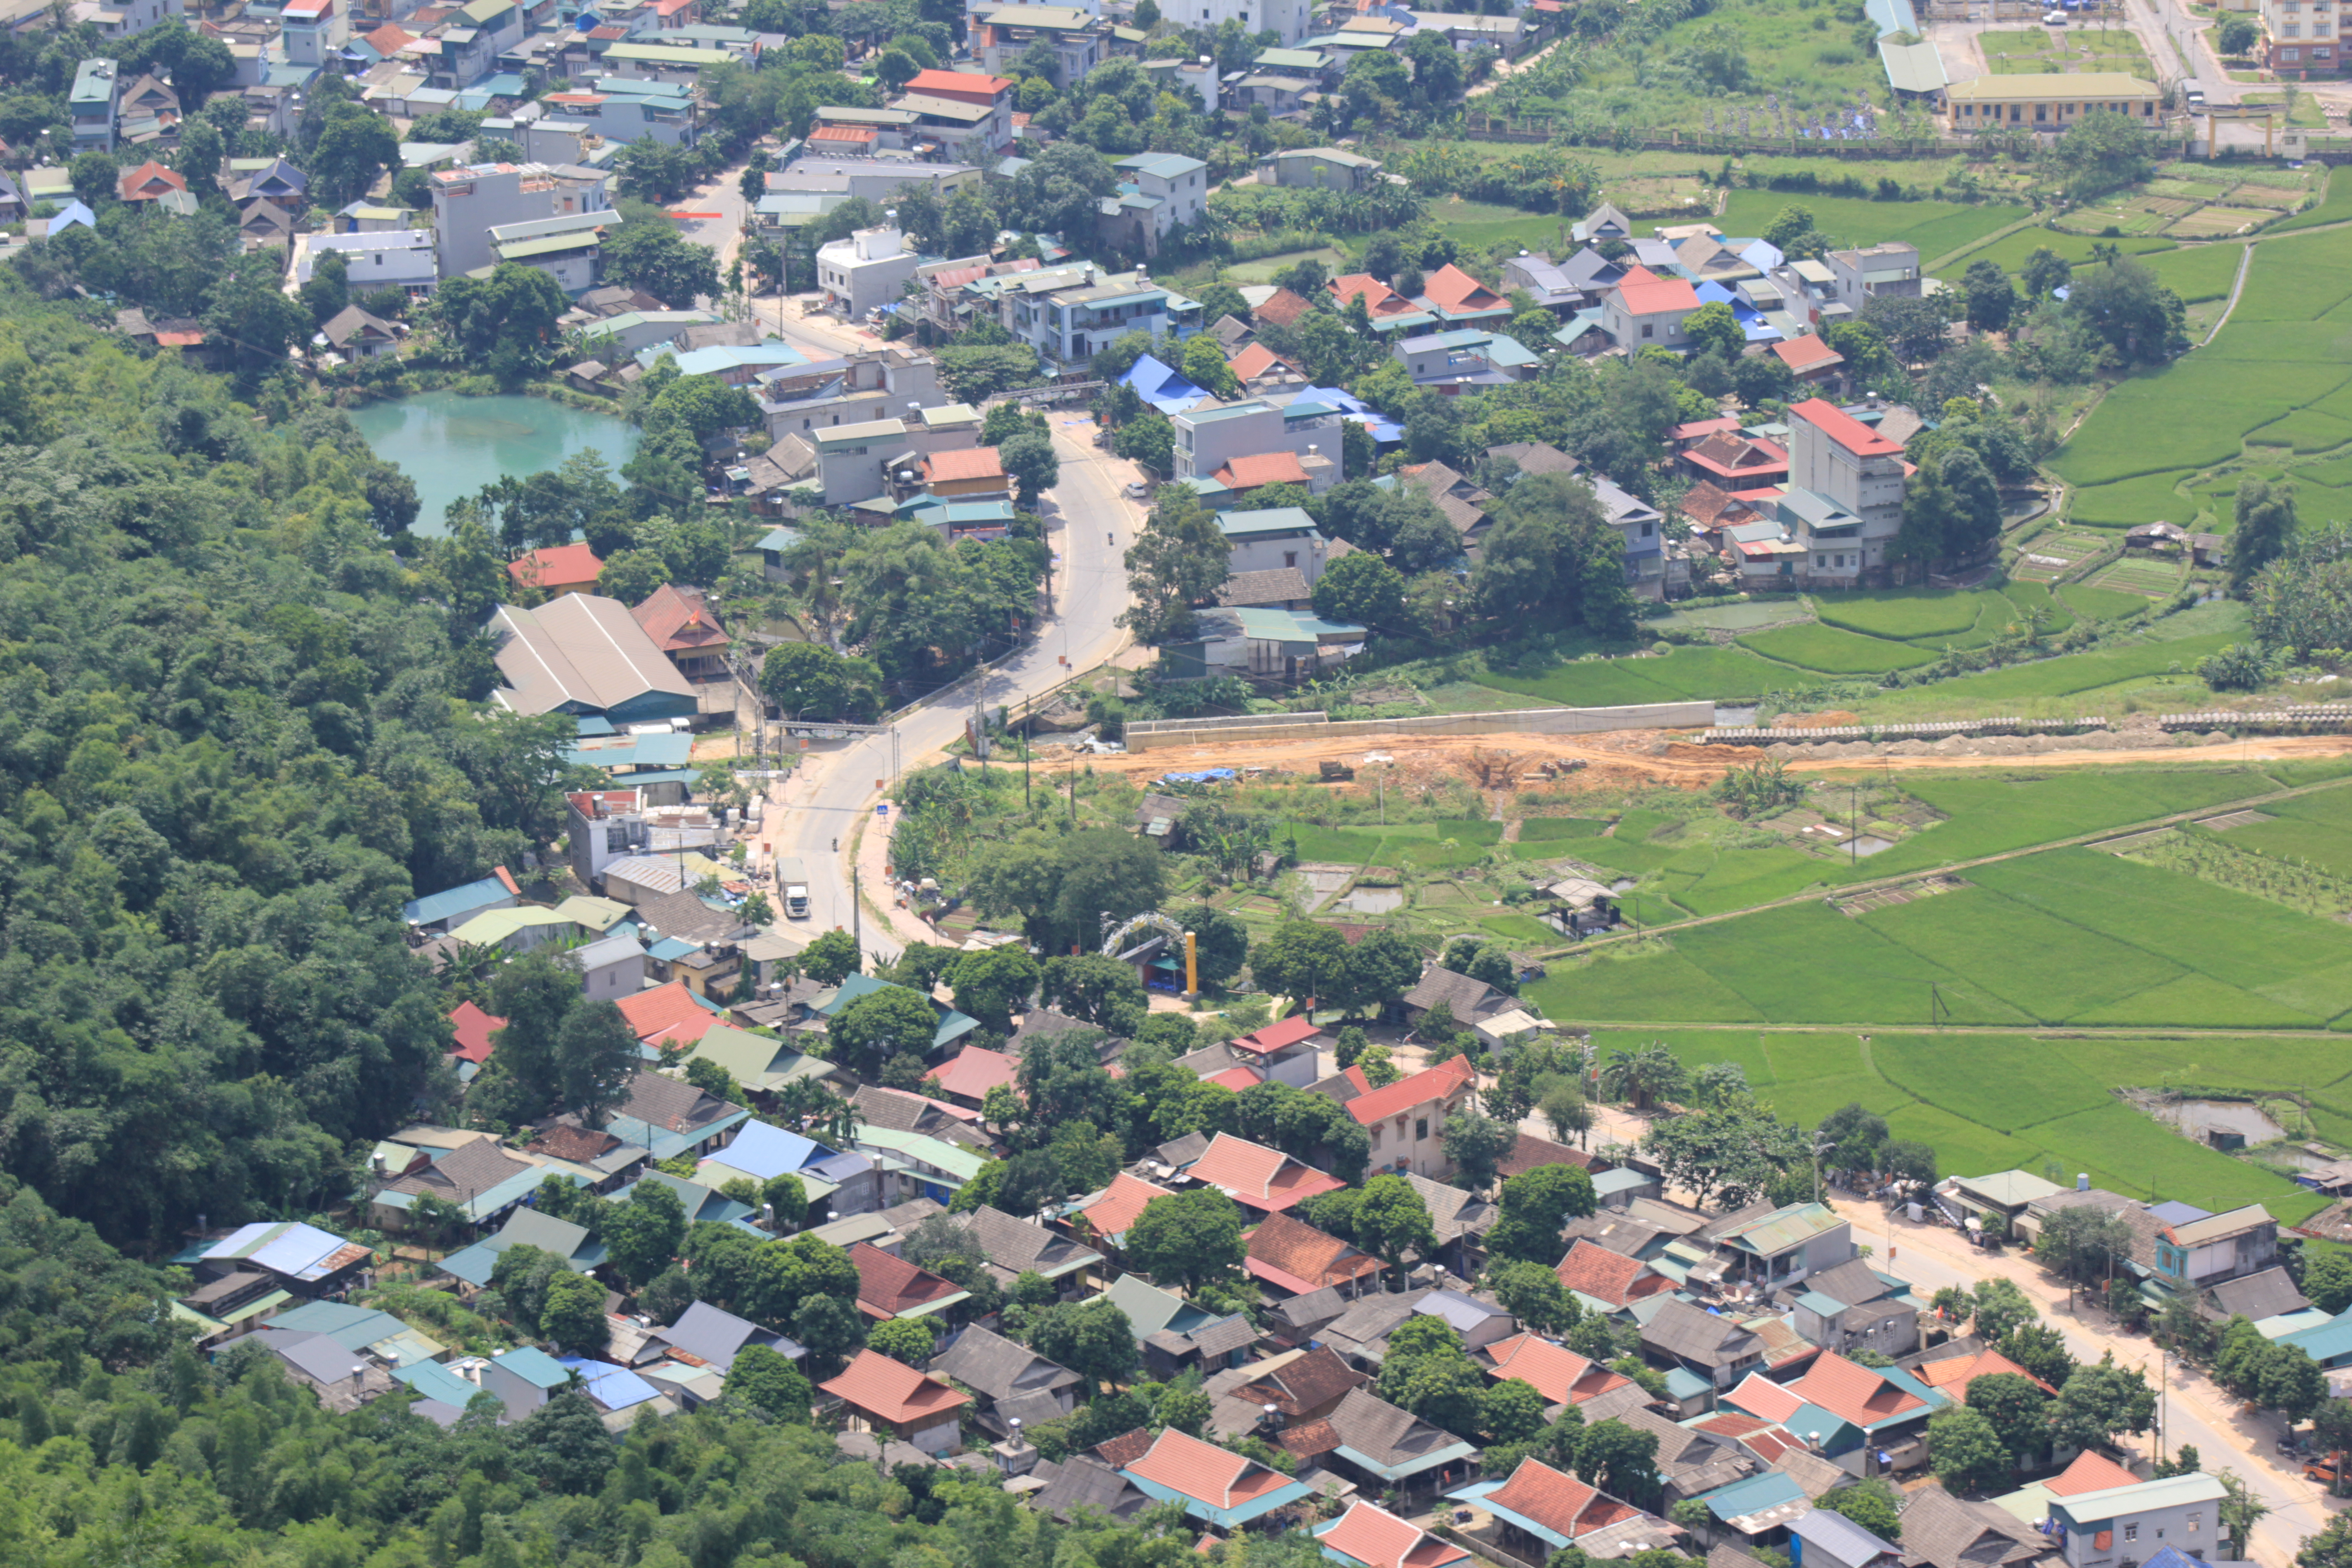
[1544,876,1618,936]
[2124,521,2186,554]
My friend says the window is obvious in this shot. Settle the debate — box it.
[1414,1117,1429,1142]
[2188,1517,2202,1535]
[1641,521,1654,537]
[2125,1526,2139,1544]
[2286,44,2303,55]
[1284,550,1298,567]
[605,825,628,852]
[2288,22,2303,33]
[2035,104,2048,120]
[1370,1127,1383,1148]
[1642,323,1654,338]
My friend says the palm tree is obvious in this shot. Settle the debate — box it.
[1597,1042,1690,1110]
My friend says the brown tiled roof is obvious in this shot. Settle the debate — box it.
[2045,1450,2139,1497]
[1189,1133,1346,1213]
[630,583,729,655]
[1400,965,1509,1020]
[525,1122,622,1163]
[1246,1211,1380,1292]
[1481,1333,1636,1407]
[382,1137,535,1207]
[1215,567,1313,607]
[1555,1240,1666,1308]
[1069,1171,1172,1244]
[1234,1344,1367,1416]
[819,1350,969,1424]
[1252,287,1315,327]
[1276,1417,1340,1458]
[1124,1427,1297,1508]
[849,1241,964,1318]
[1092,1427,1156,1467]
[616,1068,735,1134]
[1321,1500,1472,1568]
[1498,1131,1600,1181]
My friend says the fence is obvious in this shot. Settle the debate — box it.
[1703,715,2109,744]
[1126,710,1331,738]
[1124,701,1714,750]
[2156,705,2352,731]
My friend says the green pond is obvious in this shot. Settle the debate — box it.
[349,391,640,535]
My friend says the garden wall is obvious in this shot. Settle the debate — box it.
[1124,701,1714,750]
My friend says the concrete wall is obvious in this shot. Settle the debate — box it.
[1125,701,1715,750]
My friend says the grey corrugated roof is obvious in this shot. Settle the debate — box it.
[644,1300,802,1372]
[1896,1485,2047,1568]
[1790,1505,1900,1567]
[2205,1266,2308,1322]
[1323,1387,1468,1467]
[492,595,695,716]
[1642,1298,1764,1367]
[933,1325,1082,1403]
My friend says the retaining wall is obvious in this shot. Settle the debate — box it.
[1124,701,1715,750]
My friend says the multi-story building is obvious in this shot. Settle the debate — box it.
[901,68,1014,149]
[69,0,179,41]
[817,224,921,320]
[279,0,349,66]
[990,265,1203,363]
[490,210,615,294]
[301,230,440,297]
[430,161,612,280]
[758,346,944,444]
[1096,152,1209,258]
[2263,0,2346,74]
[1602,265,1700,351]
[973,5,1104,86]
[1785,397,1906,581]
[1174,397,1344,485]
[1167,0,1309,45]
[1214,506,1332,586]
[1944,72,2161,131]
[541,79,701,147]
[762,157,981,211]
[69,58,118,152]
[1824,242,1921,310]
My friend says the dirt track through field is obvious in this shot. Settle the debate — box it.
[1080,728,2352,791]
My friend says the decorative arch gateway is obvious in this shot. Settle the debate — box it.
[1099,910,1197,996]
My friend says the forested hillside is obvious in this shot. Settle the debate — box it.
[0,292,574,1247]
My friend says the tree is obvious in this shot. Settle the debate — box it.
[2038,1206,2137,1288]
[433,264,569,377]
[791,1293,868,1377]
[1967,1372,2052,1469]
[1312,551,1408,632]
[1682,301,1745,360]
[728,1343,812,1421]
[1040,954,1149,1035]
[1764,204,1829,260]
[1576,1418,1661,1509]
[760,641,882,721]
[1540,1080,1594,1147]
[2301,1512,2352,1568]
[1029,1296,1144,1395]
[308,103,401,206]
[2220,13,2261,52]
[829,985,941,1077]
[1377,1317,1487,1440]
[802,929,862,985]
[598,549,670,605]
[201,267,314,384]
[867,1316,936,1363]
[1112,412,1174,473]
[2000,1323,2077,1391]
[1356,1175,1438,1283]
[2065,256,2187,366]
[1928,1404,2011,1494]
[1178,904,1250,991]
[1597,1042,1689,1110]
[969,828,1167,956]
[762,1173,808,1232]
[2309,1249,2352,1314]
[1489,1164,1599,1265]
[1181,332,1240,398]
[1125,1189,1245,1289]
[2021,246,2074,302]
[999,431,1059,505]
[1249,921,1350,1007]
[1867,294,1954,364]
[2219,1469,2270,1561]
[2048,109,2156,200]
[1121,489,1230,642]
[1338,926,1425,1020]
[555,1001,640,1125]
[1483,1377,1552,1448]
[1487,1258,1583,1336]
[1971,1278,2039,1343]
[2051,1355,2157,1452]
[948,946,1041,1033]
[539,1270,612,1353]
[1471,474,1636,638]
[1443,1107,1519,1195]
[1963,259,2017,333]
[2233,476,2298,594]
[1816,1478,1902,1540]
[603,1179,688,1288]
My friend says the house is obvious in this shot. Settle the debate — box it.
[1604,267,1701,351]
[601,1067,748,1165]
[172,1221,374,1338]
[1722,1351,1948,1475]
[817,223,920,320]
[70,59,119,152]
[1895,1485,2056,1568]
[431,161,614,282]
[1700,1199,1856,1289]
[1208,1343,1367,1434]
[932,1324,1082,1437]
[1211,449,1315,496]
[1479,1333,1636,1414]
[1402,1172,1499,1274]
[614,979,723,1051]
[1945,73,2160,132]
[436,1206,608,1288]
[1258,146,1381,191]
[1224,1015,1325,1088]
[699,1121,882,1219]
[1300,1386,1481,1494]
[1119,1426,1314,1533]
[1910,1343,2059,1406]
[851,1086,998,1162]
[1097,152,1208,258]
[1682,432,1790,490]
[1214,567,1315,611]
[1556,1239,1675,1315]
[1785,1258,1920,1360]
[1177,401,1344,488]
[2153,1205,2281,1292]
[1401,965,1518,1028]
[1188,1132,1348,1213]
[238,1327,403,1411]
[116,160,186,203]
[962,1204,1102,1294]
[1161,605,1366,685]
[1774,334,1846,386]
[403,867,522,932]
[2200,1265,2309,1325]
[849,1240,969,1322]
[635,1300,801,1372]
[1788,1505,1901,1568]
[1314,1056,1479,1180]
[319,305,400,360]
[821,1349,970,1454]
[1640,1297,1768,1390]
[373,1132,548,1230]
[2036,1470,2228,1568]
[1065,1171,1176,1260]
[1825,243,1921,310]
[1316,1499,1473,1568]
[507,543,605,598]
[1449,1457,1676,1565]
[1245,1210,1383,1297]
[490,596,697,724]
[1395,328,1542,390]
[1416,264,1512,324]
[1106,1273,1260,1377]
[1498,1132,1602,1182]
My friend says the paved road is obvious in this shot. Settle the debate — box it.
[1833,1196,2337,1568]
[756,416,1145,965]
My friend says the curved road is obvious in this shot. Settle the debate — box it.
[760,416,1145,966]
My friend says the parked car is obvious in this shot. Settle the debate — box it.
[1123,480,1149,500]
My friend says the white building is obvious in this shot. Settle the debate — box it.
[430,162,612,281]
[1214,506,1331,586]
[302,230,440,296]
[1173,398,1345,484]
[1096,152,1208,258]
[68,0,180,41]
[279,0,349,66]
[1168,0,1309,46]
[573,932,649,1004]
[817,224,921,321]
[1785,397,1906,578]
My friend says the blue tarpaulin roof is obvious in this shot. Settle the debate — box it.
[559,1357,665,1410]
[1121,353,1208,415]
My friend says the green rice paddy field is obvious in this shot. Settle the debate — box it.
[1527,766,2352,1221]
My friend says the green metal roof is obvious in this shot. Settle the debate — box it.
[851,1125,987,1181]
[1714,1201,1844,1256]
[498,232,601,260]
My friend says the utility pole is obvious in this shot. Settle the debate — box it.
[851,863,862,960]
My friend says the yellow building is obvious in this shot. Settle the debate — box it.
[1945,73,2161,131]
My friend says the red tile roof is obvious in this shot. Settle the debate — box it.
[1483,1458,1600,1536]
[1235,1015,1321,1054]
[1727,1371,1806,1425]
[1214,451,1312,491]
[1480,1333,1635,1407]
[1498,1131,1601,1181]
[1694,1411,1798,1463]
[819,1349,970,1424]
[1253,287,1316,328]
[1071,1171,1172,1243]
[118,161,187,200]
[363,22,416,51]
[1188,1133,1346,1213]
[1322,1500,1474,1568]
[1330,274,1416,318]
[849,1241,965,1318]
[1206,1066,1264,1093]
[1916,1347,2058,1399]
[508,541,604,589]
[1790,398,1902,457]
[1774,335,1843,373]
[614,980,719,1049]
[1668,416,1741,445]
[1679,481,1755,533]
[1554,1240,1669,1308]
[1246,1211,1381,1294]
[449,1000,505,1065]
[1229,342,1280,382]
[1093,1426,1155,1467]
[1420,263,1504,313]
[1125,1426,1297,1508]
[1343,1056,1477,1127]
[906,68,1012,100]
[810,125,877,144]
[2047,1450,2140,1497]
[1277,1417,1340,1458]
[1614,268,1701,317]
[1768,1351,1930,1430]
[923,447,1005,483]
[631,583,729,654]
[931,1044,1019,1101]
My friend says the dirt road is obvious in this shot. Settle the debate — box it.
[1085,728,2352,792]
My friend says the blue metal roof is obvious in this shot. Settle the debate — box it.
[707,1120,824,1182]
[1703,1470,1807,1522]
[492,1346,572,1389]
[559,1356,664,1410]
[403,873,512,927]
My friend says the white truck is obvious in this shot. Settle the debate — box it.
[777,857,810,921]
